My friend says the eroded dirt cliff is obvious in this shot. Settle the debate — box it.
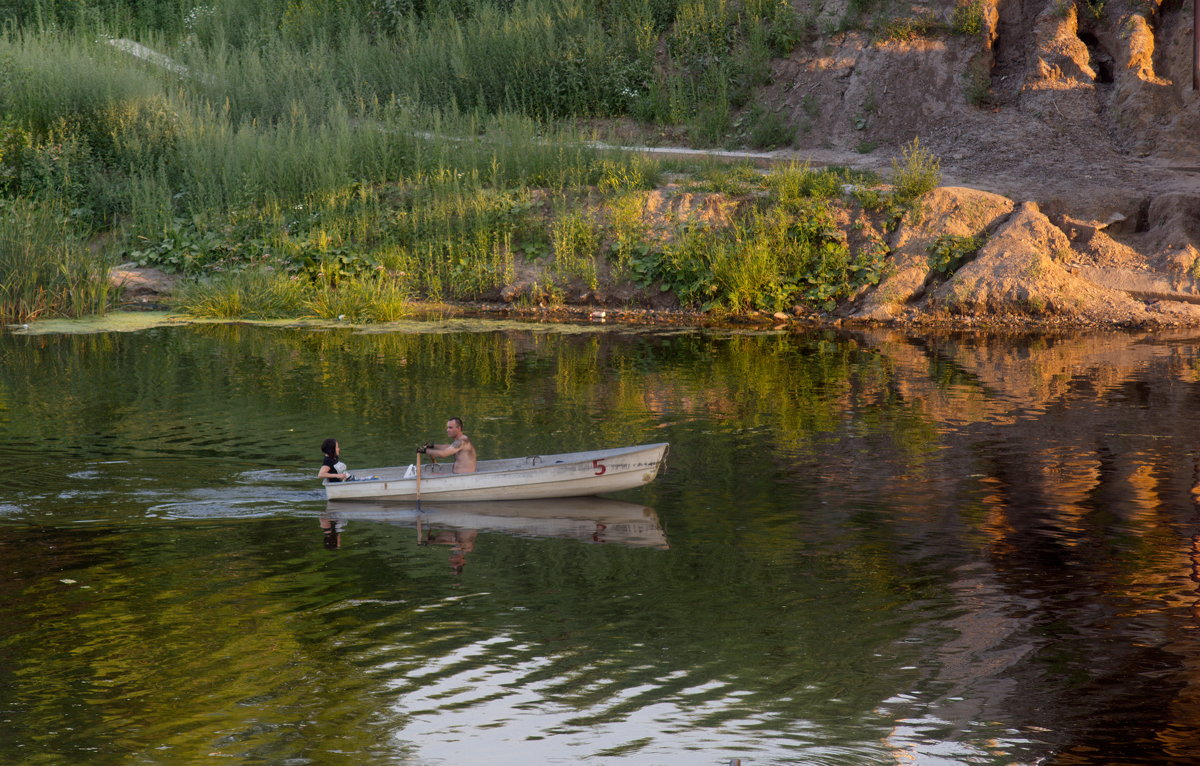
[757,0,1200,324]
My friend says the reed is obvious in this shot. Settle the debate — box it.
[304,276,415,321]
[0,200,112,323]
[0,0,870,322]
[550,207,601,290]
[173,268,308,318]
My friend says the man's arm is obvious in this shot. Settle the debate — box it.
[426,438,464,460]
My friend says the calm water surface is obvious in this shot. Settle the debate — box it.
[4,321,1200,765]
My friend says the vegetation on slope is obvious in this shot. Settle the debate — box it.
[0,0,943,322]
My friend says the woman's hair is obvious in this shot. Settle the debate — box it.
[321,438,338,457]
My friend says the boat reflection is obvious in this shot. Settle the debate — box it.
[321,496,668,550]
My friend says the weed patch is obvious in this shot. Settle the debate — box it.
[951,1,987,35]
[0,200,112,322]
[927,233,983,276]
[891,138,942,207]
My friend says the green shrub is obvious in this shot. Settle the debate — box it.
[891,138,941,205]
[745,106,795,149]
[926,233,983,276]
[635,223,718,305]
[551,209,601,289]
[767,162,843,203]
[951,0,986,35]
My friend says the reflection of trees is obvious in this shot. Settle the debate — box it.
[0,522,423,763]
[11,324,1200,759]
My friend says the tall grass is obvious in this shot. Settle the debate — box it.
[0,200,112,322]
[0,1,910,322]
[551,207,601,289]
[9,0,802,139]
[175,268,415,320]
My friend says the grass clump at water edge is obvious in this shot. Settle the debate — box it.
[0,200,113,323]
[175,268,416,321]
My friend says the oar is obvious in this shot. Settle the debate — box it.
[415,449,422,512]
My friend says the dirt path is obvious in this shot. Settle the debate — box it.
[594,136,1200,225]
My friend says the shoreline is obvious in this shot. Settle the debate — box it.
[12,301,1198,337]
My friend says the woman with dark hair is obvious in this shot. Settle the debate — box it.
[318,438,350,483]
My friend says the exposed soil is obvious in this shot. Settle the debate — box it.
[596,0,1200,326]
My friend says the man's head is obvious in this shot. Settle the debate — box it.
[446,417,464,439]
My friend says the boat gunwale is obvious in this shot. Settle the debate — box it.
[324,442,669,488]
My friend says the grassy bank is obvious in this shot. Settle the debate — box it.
[147,152,936,320]
[0,0,939,323]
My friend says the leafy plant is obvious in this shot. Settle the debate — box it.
[951,0,987,35]
[926,233,983,276]
[767,162,843,203]
[891,138,941,205]
[879,15,941,42]
[646,224,719,304]
[551,210,601,289]
[745,106,796,149]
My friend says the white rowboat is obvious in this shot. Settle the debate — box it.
[323,443,669,502]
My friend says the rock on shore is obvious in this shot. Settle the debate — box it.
[108,264,179,306]
[849,188,1200,327]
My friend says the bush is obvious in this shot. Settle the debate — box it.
[927,233,983,276]
[891,137,941,205]
[767,162,844,203]
[951,0,986,35]
[745,106,795,149]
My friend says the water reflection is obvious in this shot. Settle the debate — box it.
[11,325,1200,762]
[324,497,669,552]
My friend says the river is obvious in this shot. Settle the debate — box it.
[3,319,1200,765]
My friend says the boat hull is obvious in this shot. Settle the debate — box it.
[323,443,668,502]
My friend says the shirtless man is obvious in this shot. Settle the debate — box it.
[418,417,477,473]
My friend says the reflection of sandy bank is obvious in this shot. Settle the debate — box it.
[831,329,1200,761]
[856,329,1200,427]
[324,496,668,549]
